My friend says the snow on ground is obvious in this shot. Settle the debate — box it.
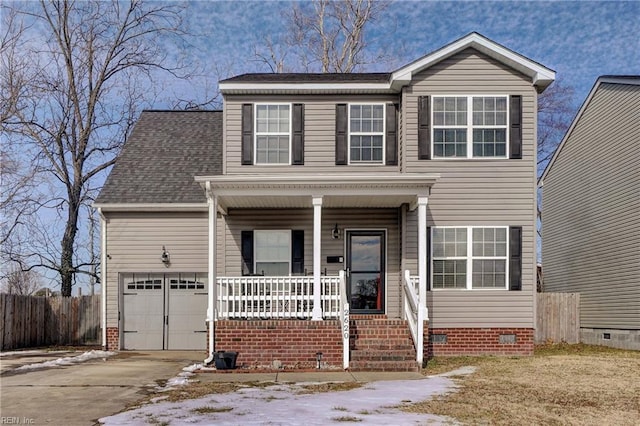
[100,369,475,426]
[14,350,116,370]
[158,363,205,391]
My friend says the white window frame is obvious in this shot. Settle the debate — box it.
[254,103,292,165]
[254,229,291,276]
[348,103,386,165]
[431,95,509,159]
[431,226,509,290]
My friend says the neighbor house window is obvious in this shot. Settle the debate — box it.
[433,96,508,158]
[254,230,290,276]
[432,226,508,289]
[349,104,384,163]
[255,104,291,164]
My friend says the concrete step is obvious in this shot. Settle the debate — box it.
[350,349,416,362]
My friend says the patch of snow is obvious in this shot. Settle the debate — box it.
[157,363,203,391]
[100,375,461,425]
[14,350,116,371]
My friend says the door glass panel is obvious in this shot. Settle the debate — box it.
[350,272,381,310]
[350,235,381,270]
[348,232,384,312]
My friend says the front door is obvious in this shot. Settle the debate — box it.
[346,230,385,313]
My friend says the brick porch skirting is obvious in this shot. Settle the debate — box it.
[425,328,534,357]
[215,320,343,369]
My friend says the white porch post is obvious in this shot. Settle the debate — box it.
[417,196,429,365]
[312,196,323,320]
[206,183,217,360]
[97,208,107,350]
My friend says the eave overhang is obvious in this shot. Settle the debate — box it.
[92,203,208,212]
[195,174,440,210]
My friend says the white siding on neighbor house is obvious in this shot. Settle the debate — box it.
[222,208,402,317]
[400,49,538,329]
[542,83,640,330]
[104,211,217,328]
[223,94,400,174]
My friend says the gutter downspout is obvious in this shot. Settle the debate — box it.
[97,208,108,350]
[204,181,217,365]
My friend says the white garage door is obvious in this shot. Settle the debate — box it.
[122,273,207,350]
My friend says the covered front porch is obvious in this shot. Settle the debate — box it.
[197,173,438,368]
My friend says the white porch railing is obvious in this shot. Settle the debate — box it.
[216,275,342,320]
[338,270,349,370]
[403,270,427,365]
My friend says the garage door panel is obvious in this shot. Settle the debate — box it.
[121,273,207,350]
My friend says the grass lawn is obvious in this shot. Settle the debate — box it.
[405,343,640,425]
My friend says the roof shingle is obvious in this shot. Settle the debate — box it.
[95,110,222,204]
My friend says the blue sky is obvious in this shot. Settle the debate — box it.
[176,0,639,110]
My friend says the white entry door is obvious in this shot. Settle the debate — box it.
[122,273,207,350]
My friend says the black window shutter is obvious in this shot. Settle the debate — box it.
[509,226,522,291]
[291,230,304,275]
[241,104,254,165]
[510,95,522,159]
[292,104,305,165]
[426,226,432,291]
[385,103,398,166]
[241,230,254,276]
[418,96,431,160]
[335,104,348,165]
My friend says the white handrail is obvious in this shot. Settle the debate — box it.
[338,270,349,370]
[403,270,424,365]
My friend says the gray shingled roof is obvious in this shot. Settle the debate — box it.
[221,73,391,83]
[96,110,222,204]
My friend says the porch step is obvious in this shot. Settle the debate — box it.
[348,318,419,372]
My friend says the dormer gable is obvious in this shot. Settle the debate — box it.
[219,32,555,95]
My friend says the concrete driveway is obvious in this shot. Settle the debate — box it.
[0,350,205,425]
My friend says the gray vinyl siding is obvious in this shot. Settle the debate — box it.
[542,83,640,330]
[104,211,216,327]
[401,49,538,328]
[222,208,402,317]
[224,95,400,174]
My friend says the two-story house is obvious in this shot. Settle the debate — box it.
[94,33,555,370]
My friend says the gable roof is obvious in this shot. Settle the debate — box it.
[539,75,640,185]
[94,110,222,208]
[219,32,555,94]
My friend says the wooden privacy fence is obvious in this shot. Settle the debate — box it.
[536,292,580,344]
[0,294,101,351]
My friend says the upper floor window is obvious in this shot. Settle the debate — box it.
[432,226,509,290]
[255,104,291,164]
[349,104,384,164]
[432,96,508,159]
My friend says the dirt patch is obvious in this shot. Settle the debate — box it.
[406,344,640,425]
[296,382,363,394]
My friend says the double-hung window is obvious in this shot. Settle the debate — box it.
[349,104,384,163]
[255,104,291,164]
[432,226,508,289]
[254,230,290,276]
[433,96,508,158]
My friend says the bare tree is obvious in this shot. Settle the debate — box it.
[255,0,392,73]
[1,0,188,296]
[538,79,576,173]
[2,265,42,295]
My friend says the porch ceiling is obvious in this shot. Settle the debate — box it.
[195,174,440,210]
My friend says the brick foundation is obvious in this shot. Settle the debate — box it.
[215,320,343,369]
[425,328,534,357]
[106,327,119,350]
